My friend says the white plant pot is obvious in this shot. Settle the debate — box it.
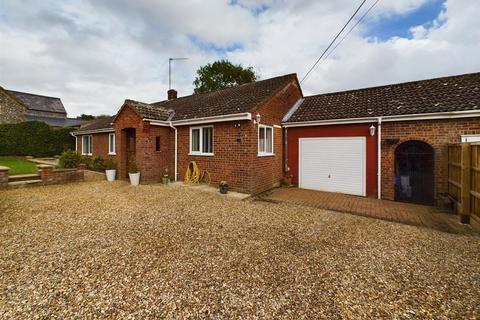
[129,172,140,186]
[105,169,116,182]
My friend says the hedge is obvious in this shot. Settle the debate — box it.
[0,121,76,157]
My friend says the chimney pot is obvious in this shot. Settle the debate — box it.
[168,89,177,100]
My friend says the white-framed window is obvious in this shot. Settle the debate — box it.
[190,126,213,156]
[258,124,274,156]
[82,135,92,155]
[108,133,116,155]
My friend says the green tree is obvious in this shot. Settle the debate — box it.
[193,60,257,94]
[76,114,95,120]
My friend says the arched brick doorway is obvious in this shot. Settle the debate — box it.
[395,140,434,205]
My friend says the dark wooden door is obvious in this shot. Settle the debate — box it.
[395,141,435,205]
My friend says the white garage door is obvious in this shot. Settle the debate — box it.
[299,137,366,196]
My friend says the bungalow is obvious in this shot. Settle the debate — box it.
[73,71,480,204]
[74,74,302,194]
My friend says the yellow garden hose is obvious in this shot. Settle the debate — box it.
[184,161,200,184]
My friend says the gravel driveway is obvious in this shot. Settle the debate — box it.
[1,181,479,319]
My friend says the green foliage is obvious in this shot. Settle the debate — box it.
[90,156,105,171]
[0,156,38,175]
[128,159,138,174]
[76,114,95,120]
[0,121,75,157]
[105,158,117,170]
[193,60,257,94]
[59,150,82,168]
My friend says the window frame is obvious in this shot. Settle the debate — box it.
[108,133,116,155]
[189,125,214,156]
[82,135,92,156]
[258,124,274,156]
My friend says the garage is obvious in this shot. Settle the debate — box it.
[299,137,366,196]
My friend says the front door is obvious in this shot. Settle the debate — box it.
[125,128,136,177]
[395,140,434,205]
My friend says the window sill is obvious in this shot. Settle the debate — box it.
[258,153,275,157]
[82,153,92,156]
[108,152,116,155]
[189,152,214,157]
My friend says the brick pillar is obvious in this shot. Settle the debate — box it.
[38,164,54,184]
[0,166,9,188]
[77,164,86,181]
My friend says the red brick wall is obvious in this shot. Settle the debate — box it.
[176,121,253,193]
[251,80,303,193]
[76,132,114,160]
[114,106,174,183]
[176,79,302,194]
[381,117,480,200]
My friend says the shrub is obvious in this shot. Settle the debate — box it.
[128,159,138,173]
[59,150,82,168]
[105,158,117,170]
[90,156,105,171]
[0,121,75,157]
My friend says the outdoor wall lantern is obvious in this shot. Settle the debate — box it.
[369,124,376,136]
[254,113,262,125]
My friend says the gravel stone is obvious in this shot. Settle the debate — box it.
[1,181,479,319]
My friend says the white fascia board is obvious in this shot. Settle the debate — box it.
[282,98,304,122]
[144,119,171,126]
[283,117,377,127]
[171,112,252,126]
[71,128,115,136]
[283,110,480,127]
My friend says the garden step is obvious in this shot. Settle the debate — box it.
[8,179,43,188]
[8,174,41,182]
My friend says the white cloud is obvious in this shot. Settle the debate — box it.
[0,0,479,116]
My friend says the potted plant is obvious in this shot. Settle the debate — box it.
[162,167,170,185]
[128,159,140,186]
[219,181,228,194]
[105,158,117,182]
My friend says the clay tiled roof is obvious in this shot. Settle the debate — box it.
[76,116,115,133]
[286,72,480,123]
[153,74,298,121]
[125,99,173,121]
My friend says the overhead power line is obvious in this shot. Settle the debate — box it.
[311,0,381,75]
[300,0,368,84]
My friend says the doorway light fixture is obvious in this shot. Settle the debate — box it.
[369,124,376,136]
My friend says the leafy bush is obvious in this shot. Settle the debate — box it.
[105,158,117,170]
[90,156,105,171]
[0,121,75,157]
[128,159,138,173]
[59,150,82,168]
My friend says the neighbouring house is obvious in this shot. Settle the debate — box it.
[73,72,480,203]
[0,86,86,127]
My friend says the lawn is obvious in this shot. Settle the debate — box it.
[0,156,38,175]
[0,181,479,319]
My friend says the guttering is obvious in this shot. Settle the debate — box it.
[172,112,252,126]
[71,128,115,136]
[283,109,480,127]
[377,117,382,200]
[169,122,178,181]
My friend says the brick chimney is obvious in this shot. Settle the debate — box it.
[168,89,177,100]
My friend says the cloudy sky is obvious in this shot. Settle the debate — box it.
[1,0,479,117]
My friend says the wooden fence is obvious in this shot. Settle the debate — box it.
[447,143,480,228]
